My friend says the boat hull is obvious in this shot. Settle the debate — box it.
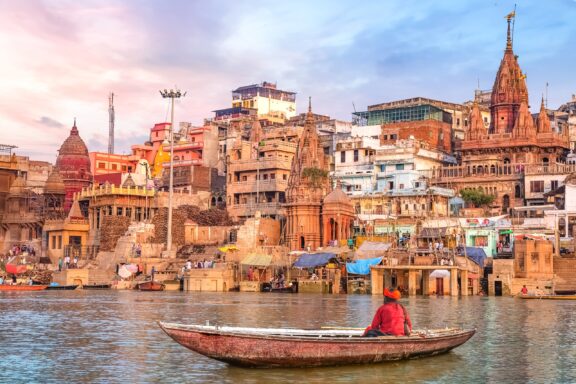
[519,294,576,300]
[0,285,48,291]
[82,284,112,289]
[159,323,475,368]
[46,285,79,290]
[137,281,165,291]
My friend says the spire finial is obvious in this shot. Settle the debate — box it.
[308,96,312,113]
[505,10,515,51]
[73,117,77,127]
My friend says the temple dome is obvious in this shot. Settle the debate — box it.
[44,169,66,194]
[8,176,27,196]
[323,187,352,205]
[55,120,92,180]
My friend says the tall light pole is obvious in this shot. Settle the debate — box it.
[159,88,186,255]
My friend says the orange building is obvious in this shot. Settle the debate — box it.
[380,119,452,154]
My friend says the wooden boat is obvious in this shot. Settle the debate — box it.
[261,282,298,293]
[158,322,475,368]
[137,281,166,291]
[81,284,112,289]
[518,294,576,300]
[0,284,48,291]
[46,284,79,290]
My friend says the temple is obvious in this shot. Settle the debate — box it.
[429,14,570,212]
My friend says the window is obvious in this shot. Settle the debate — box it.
[383,135,388,140]
[117,207,123,216]
[422,204,426,210]
[388,181,394,190]
[122,165,127,171]
[531,252,539,264]
[52,235,56,249]
[399,184,404,189]
[263,174,268,180]
[390,134,397,140]
[112,164,118,170]
[242,175,247,181]
[355,185,362,191]
[271,173,276,180]
[125,208,132,217]
[58,235,62,249]
[551,180,559,191]
[405,204,409,210]
[340,152,346,163]
[98,162,106,169]
[530,180,544,193]
[395,164,404,170]
[415,182,421,188]
[456,118,460,126]
[283,174,287,180]
[353,150,359,162]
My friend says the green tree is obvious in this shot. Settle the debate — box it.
[460,189,495,208]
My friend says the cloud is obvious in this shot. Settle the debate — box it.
[1,0,575,162]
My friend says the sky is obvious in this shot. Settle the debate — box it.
[1,0,575,162]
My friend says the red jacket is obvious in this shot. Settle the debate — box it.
[370,302,412,336]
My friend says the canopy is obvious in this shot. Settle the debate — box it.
[430,269,450,278]
[5,264,28,275]
[346,257,382,275]
[419,227,447,238]
[241,254,272,267]
[464,247,487,267]
[293,253,336,268]
[357,241,391,252]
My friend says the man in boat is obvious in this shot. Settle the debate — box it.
[364,288,412,337]
[520,285,528,295]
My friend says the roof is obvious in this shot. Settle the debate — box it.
[357,241,391,252]
[241,254,272,267]
[293,253,336,268]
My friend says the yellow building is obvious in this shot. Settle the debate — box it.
[43,200,90,262]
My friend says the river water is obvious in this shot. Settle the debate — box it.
[1,291,575,383]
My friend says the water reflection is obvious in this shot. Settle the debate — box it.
[1,291,575,383]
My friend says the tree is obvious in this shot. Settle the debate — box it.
[460,189,495,208]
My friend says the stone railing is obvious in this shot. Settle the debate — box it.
[76,185,155,199]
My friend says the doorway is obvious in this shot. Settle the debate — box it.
[494,281,503,296]
[436,278,444,295]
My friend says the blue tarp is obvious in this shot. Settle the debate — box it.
[293,253,336,268]
[465,247,487,267]
[346,257,382,275]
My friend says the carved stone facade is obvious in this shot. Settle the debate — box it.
[429,16,570,213]
[285,100,330,250]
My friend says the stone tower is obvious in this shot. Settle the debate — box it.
[55,120,92,213]
[285,98,329,250]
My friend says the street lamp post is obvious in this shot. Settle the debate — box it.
[159,88,186,256]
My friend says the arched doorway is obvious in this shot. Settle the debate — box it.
[502,195,510,213]
[515,185,521,198]
[300,236,306,250]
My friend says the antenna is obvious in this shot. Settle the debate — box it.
[108,92,115,154]
[352,102,357,113]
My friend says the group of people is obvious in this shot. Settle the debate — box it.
[519,284,545,296]
[57,255,78,271]
[8,244,36,257]
[428,241,444,252]
[184,259,214,270]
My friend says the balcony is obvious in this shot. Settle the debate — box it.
[229,157,293,172]
[228,179,288,194]
[77,185,155,199]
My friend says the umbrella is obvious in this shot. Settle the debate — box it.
[430,269,451,278]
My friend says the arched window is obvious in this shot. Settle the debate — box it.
[490,165,496,174]
[502,195,510,213]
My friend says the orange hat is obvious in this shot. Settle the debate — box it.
[384,288,401,300]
